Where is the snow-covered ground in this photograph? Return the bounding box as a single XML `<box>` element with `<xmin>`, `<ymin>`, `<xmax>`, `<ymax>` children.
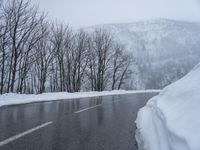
<box><xmin>135</xmin><ymin>63</ymin><xmax>200</xmax><ymax>150</ymax></box>
<box><xmin>0</xmin><ymin>90</ymin><xmax>160</xmax><ymax>108</ymax></box>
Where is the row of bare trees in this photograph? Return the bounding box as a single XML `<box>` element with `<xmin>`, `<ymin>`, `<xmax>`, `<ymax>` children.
<box><xmin>0</xmin><ymin>0</ymin><xmax>133</xmax><ymax>94</ymax></box>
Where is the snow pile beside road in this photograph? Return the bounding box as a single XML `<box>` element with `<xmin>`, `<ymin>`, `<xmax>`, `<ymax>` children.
<box><xmin>135</xmin><ymin>63</ymin><xmax>200</xmax><ymax>150</ymax></box>
<box><xmin>0</xmin><ymin>90</ymin><xmax>160</xmax><ymax>107</ymax></box>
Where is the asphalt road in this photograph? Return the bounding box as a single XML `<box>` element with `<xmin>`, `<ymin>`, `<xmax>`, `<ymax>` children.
<box><xmin>0</xmin><ymin>92</ymin><xmax>158</xmax><ymax>150</ymax></box>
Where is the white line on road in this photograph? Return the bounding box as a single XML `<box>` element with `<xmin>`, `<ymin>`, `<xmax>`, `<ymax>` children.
<box><xmin>74</xmin><ymin>104</ymin><xmax>103</xmax><ymax>113</ymax></box>
<box><xmin>0</xmin><ymin>121</ymin><xmax>53</xmax><ymax>147</ymax></box>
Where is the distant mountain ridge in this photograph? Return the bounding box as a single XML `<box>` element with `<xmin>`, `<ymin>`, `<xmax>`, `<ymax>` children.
<box><xmin>86</xmin><ymin>19</ymin><xmax>200</xmax><ymax>89</ymax></box>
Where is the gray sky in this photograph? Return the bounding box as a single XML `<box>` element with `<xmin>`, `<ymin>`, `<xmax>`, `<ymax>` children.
<box><xmin>33</xmin><ymin>0</ymin><xmax>200</xmax><ymax>28</ymax></box>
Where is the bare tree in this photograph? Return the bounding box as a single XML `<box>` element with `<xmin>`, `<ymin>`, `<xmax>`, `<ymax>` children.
<box><xmin>0</xmin><ymin>11</ymin><xmax>9</xmax><ymax>94</ymax></box>
<box><xmin>69</xmin><ymin>30</ymin><xmax>89</xmax><ymax>92</ymax></box>
<box><xmin>111</xmin><ymin>44</ymin><xmax>133</xmax><ymax>90</ymax></box>
<box><xmin>0</xmin><ymin>0</ymin><xmax>134</xmax><ymax>94</ymax></box>
<box><xmin>117</xmin><ymin>54</ymin><xmax>133</xmax><ymax>89</ymax></box>
<box><xmin>51</xmin><ymin>23</ymin><xmax>73</xmax><ymax>92</ymax></box>
<box><xmin>87</xmin><ymin>29</ymin><xmax>114</xmax><ymax>91</ymax></box>
<box><xmin>32</xmin><ymin>22</ymin><xmax>54</xmax><ymax>93</ymax></box>
<box><xmin>1</xmin><ymin>0</ymin><xmax>44</xmax><ymax>93</ymax></box>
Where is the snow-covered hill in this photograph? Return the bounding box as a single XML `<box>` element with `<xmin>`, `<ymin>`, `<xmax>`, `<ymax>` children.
<box><xmin>135</xmin><ymin>63</ymin><xmax>200</xmax><ymax>150</ymax></box>
<box><xmin>86</xmin><ymin>19</ymin><xmax>200</xmax><ymax>89</ymax></box>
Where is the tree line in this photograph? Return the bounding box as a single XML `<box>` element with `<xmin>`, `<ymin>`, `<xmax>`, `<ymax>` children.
<box><xmin>0</xmin><ymin>0</ymin><xmax>133</xmax><ymax>94</ymax></box>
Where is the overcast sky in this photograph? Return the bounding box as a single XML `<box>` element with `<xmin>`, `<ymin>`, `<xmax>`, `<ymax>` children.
<box><xmin>33</xmin><ymin>0</ymin><xmax>200</xmax><ymax>28</ymax></box>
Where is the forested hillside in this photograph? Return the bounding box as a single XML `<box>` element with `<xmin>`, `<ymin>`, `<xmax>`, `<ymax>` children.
<box><xmin>88</xmin><ymin>19</ymin><xmax>200</xmax><ymax>89</ymax></box>
<box><xmin>1</xmin><ymin>0</ymin><xmax>200</xmax><ymax>94</ymax></box>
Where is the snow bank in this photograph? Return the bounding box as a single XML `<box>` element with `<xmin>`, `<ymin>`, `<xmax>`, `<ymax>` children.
<box><xmin>135</xmin><ymin>63</ymin><xmax>200</xmax><ymax>150</ymax></box>
<box><xmin>0</xmin><ymin>90</ymin><xmax>160</xmax><ymax>107</ymax></box>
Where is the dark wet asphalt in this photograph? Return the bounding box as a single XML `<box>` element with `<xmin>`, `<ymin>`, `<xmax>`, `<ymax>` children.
<box><xmin>0</xmin><ymin>93</ymin><xmax>158</xmax><ymax>150</ymax></box>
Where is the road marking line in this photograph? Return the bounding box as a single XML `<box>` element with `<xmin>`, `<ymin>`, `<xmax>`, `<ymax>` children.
<box><xmin>0</xmin><ymin>121</ymin><xmax>53</xmax><ymax>147</ymax></box>
<box><xmin>74</xmin><ymin>104</ymin><xmax>103</xmax><ymax>113</ymax></box>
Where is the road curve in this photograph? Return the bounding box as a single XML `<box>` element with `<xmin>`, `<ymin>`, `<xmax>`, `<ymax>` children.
<box><xmin>0</xmin><ymin>92</ymin><xmax>158</xmax><ymax>150</ymax></box>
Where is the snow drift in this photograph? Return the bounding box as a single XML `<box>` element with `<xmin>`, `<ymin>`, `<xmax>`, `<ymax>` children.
<box><xmin>0</xmin><ymin>90</ymin><xmax>160</xmax><ymax>108</ymax></box>
<box><xmin>135</xmin><ymin>63</ymin><xmax>200</xmax><ymax>150</ymax></box>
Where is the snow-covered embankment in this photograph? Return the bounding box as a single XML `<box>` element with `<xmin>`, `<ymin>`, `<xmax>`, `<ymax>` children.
<box><xmin>135</xmin><ymin>63</ymin><xmax>200</xmax><ymax>150</ymax></box>
<box><xmin>0</xmin><ymin>90</ymin><xmax>160</xmax><ymax>108</ymax></box>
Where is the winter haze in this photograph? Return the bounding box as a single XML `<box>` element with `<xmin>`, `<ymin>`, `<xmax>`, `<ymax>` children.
<box><xmin>32</xmin><ymin>0</ymin><xmax>200</xmax><ymax>28</ymax></box>
<box><xmin>1</xmin><ymin>0</ymin><xmax>200</xmax><ymax>150</ymax></box>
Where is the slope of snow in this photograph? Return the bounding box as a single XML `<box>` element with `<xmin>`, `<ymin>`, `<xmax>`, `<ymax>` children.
<box><xmin>86</xmin><ymin>19</ymin><xmax>200</xmax><ymax>89</ymax></box>
<box><xmin>0</xmin><ymin>90</ymin><xmax>160</xmax><ymax>107</ymax></box>
<box><xmin>135</xmin><ymin>63</ymin><xmax>200</xmax><ymax>150</ymax></box>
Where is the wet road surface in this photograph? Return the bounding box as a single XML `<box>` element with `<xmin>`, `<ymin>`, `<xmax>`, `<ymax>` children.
<box><xmin>0</xmin><ymin>92</ymin><xmax>158</xmax><ymax>150</ymax></box>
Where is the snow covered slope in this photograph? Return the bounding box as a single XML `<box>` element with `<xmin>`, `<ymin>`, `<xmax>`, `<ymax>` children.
<box><xmin>87</xmin><ymin>19</ymin><xmax>200</xmax><ymax>89</ymax></box>
<box><xmin>135</xmin><ymin>63</ymin><xmax>200</xmax><ymax>150</ymax></box>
